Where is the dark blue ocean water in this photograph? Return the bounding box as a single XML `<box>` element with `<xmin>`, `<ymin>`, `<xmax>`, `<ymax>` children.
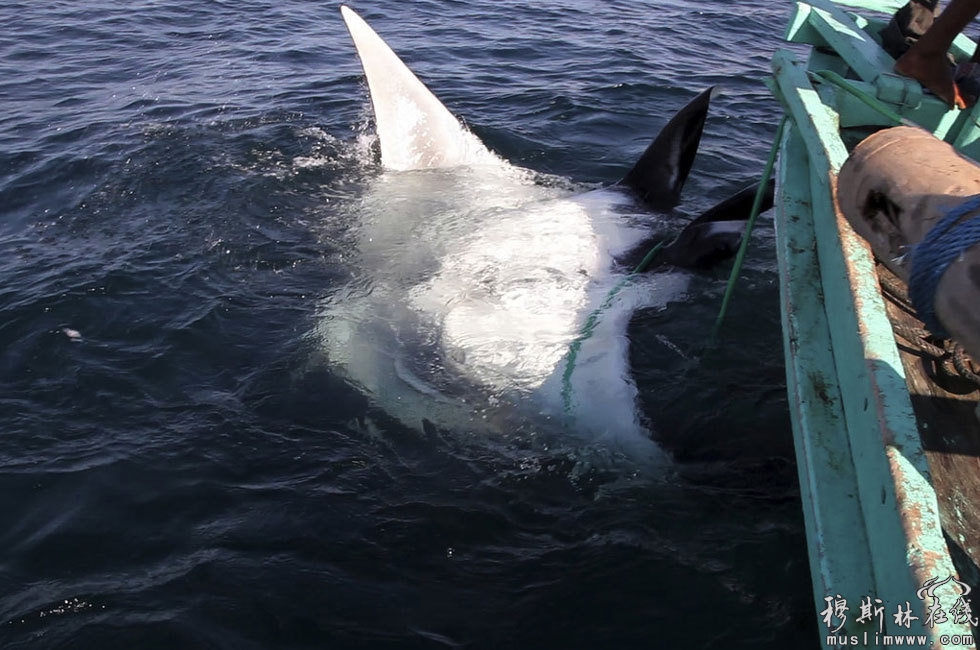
<box><xmin>0</xmin><ymin>1</ymin><xmax>815</xmax><ymax>648</ymax></box>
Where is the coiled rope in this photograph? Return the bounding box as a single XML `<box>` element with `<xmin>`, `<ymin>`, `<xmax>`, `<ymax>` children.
<box><xmin>879</xmin><ymin>267</ymin><xmax>980</xmax><ymax>390</ymax></box>
<box><xmin>809</xmin><ymin>69</ymin><xmax>980</xmax><ymax>388</ymax></box>
<box><xmin>909</xmin><ymin>194</ymin><xmax>980</xmax><ymax>336</ymax></box>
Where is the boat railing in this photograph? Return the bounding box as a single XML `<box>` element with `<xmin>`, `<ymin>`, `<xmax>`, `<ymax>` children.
<box><xmin>770</xmin><ymin>2</ymin><xmax>979</xmax><ymax>645</ymax></box>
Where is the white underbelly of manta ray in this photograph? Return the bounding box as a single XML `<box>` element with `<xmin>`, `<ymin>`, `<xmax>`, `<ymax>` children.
<box><xmin>327</xmin><ymin>7</ymin><xmax>751</xmax><ymax>445</ymax></box>
<box><xmin>410</xmin><ymin>188</ymin><xmax>659</xmax><ymax>392</ymax></box>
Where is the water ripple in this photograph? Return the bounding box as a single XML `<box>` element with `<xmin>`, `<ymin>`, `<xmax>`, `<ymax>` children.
<box><xmin>0</xmin><ymin>1</ymin><xmax>810</xmax><ymax>648</ymax></box>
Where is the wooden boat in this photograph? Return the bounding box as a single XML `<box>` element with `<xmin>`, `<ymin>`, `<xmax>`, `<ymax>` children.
<box><xmin>768</xmin><ymin>0</ymin><xmax>980</xmax><ymax>646</ymax></box>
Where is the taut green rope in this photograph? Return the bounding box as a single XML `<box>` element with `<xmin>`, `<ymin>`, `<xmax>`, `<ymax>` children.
<box><xmin>710</xmin><ymin>115</ymin><xmax>787</xmax><ymax>341</ymax></box>
<box><xmin>809</xmin><ymin>70</ymin><xmax>911</xmax><ymax>127</ymax></box>
<box><xmin>560</xmin><ymin>239</ymin><xmax>667</xmax><ymax>413</ymax></box>
<box><xmin>561</xmin><ymin>113</ymin><xmax>788</xmax><ymax>412</ymax></box>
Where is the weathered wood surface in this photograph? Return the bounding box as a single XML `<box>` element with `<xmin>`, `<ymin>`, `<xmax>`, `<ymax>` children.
<box><xmin>778</xmin><ymin>125</ymin><xmax>878</xmax><ymax>620</ymax></box>
<box><xmin>878</xmin><ymin>263</ymin><xmax>980</xmax><ymax>587</ymax></box>
<box><xmin>776</xmin><ymin>3</ymin><xmax>980</xmax><ymax>646</ymax></box>
<box><xmin>773</xmin><ymin>46</ymin><xmax>973</xmax><ymax>646</ymax></box>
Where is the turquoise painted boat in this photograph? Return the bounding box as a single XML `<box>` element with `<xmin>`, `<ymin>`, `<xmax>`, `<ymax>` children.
<box><xmin>769</xmin><ymin>0</ymin><xmax>980</xmax><ymax>647</ymax></box>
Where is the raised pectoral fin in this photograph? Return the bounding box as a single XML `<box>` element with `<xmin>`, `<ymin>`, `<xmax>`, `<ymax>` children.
<box><xmin>340</xmin><ymin>5</ymin><xmax>496</xmax><ymax>170</ymax></box>
<box><xmin>620</xmin><ymin>87</ymin><xmax>714</xmax><ymax>211</ymax></box>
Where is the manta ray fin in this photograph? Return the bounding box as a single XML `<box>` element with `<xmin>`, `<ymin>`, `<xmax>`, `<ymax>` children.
<box><xmin>658</xmin><ymin>178</ymin><xmax>776</xmax><ymax>269</ymax></box>
<box><xmin>620</xmin><ymin>178</ymin><xmax>775</xmax><ymax>271</ymax></box>
<box><xmin>620</xmin><ymin>87</ymin><xmax>714</xmax><ymax>211</ymax></box>
<box><xmin>340</xmin><ymin>5</ymin><xmax>496</xmax><ymax>171</ymax></box>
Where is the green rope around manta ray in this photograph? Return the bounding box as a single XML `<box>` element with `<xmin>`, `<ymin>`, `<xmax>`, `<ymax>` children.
<box><xmin>562</xmin><ymin>71</ymin><xmax>940</xmax><ymax>412</ymax></box>
<box><xmin>560</xmin><ymin>115</ymin><xmax>786</xmax><ymax>415</ymax></box>
<box><xmin>560</xmin><ymin>239</ymin><xmax>668</xmax><ymax>413</ymax></box>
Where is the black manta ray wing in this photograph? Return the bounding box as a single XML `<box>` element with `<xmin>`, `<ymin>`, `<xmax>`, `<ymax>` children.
<box><xmin>659</xmin><ymin>178</ymin><xmax>776</xmax><ymax>269</ymax></box>
<box><xmin>619</xmin><ymin>87</ymin><xmax>714</xmax><ymax>211</ymax></box>
<box><xmin>617</xmin><ymin>178</ymin><xmax>776</xmax><ymax>272</ymax></box>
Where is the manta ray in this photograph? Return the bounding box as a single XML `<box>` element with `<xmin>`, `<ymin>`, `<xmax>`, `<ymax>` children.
<box><xmin>318</xmin><ymin>6</ymin><xmax>772</xmax><ymax>458</ymax></box>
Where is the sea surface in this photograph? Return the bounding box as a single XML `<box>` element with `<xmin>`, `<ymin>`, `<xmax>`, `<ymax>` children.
<box><xmin>1</xmin><ymin>1</ymin><xmax>816</xmax><ymax>648</ymax></box>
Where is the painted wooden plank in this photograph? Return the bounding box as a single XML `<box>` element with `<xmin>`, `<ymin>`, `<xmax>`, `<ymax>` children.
<box><xmin>825</xmin><ymin>3</ymin><xmax>977</xmax><ymax>135</ymax></box>
<box><xmin>952</xmin><ymin>109</ymin><xmax>980</xmax><ymax>160</ymax></box>
<box><xmin>786</xmin><ymin>3</ymin><xmax>825</xmax><ymax>49</ymax></box>
<box><xmin>776</xmin><ymin>125</ymin><xmax>878</xmax><ymax>644</ymax></box>
<box><xmin>805</xmin><ymin>0</ymin><xmax>898</xmax><ymax>83</ymax></box>
<box><xmin>772</xmin><ymin>50</ymin><xmax>849</xmax><ymax>175</ymax></box>
<box><xmin>791</xmin><ymin>1</ymin><xmax>953</xmax><ymax>115</ymax></box>
<box><xmin>876</xmin><ymin>266</ymin><xmax>980</xmax><ymax>577</ymax></box>
<box><xmin>834</xmin><ymin>0</ymin><xmax>904</xmax><ymax>12</ymax></box>
<box><xmin>772</xmin><ymin>48</ymin><xmax>972</xmax><ymax>646</ymax></box>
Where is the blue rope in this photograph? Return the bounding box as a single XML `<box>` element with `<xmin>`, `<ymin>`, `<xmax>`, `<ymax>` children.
<box><xmin>909</xmin><ymin>194</ymin><xmax>980</xmax><ymax>336</ymax></box>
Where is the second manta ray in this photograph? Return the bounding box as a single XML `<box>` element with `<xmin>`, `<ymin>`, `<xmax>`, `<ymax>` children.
<box><xmin>321</xmin><ymin>6</ymin><xmax>773</xmax><ymax>457</ymax></box>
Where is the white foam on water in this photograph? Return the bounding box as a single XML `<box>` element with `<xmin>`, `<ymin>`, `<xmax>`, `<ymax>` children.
<box><xmin>315</xmin><ymin>164</ymin><xmax>685</xmax><ymax>464</ymax></box>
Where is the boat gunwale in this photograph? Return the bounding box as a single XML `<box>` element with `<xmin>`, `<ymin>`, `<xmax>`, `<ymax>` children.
<box><xmin>770</xmin><ymin>2</ymin><xmax>979</xmax><ymax>645</ymax></box>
